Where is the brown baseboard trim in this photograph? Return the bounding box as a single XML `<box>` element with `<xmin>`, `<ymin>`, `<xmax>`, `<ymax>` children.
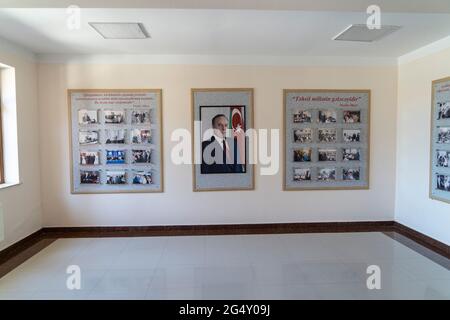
<box><xmin>0</xmin><ymin>230</ymin><xmax>57</xmax><ymax>278</ymax></box>
<box><xmin>0</xmin><ymin>238</ymin><xmax>56</xmax><ymax>279</ymax></box>
<box><xmin>1</xmin><ymin>220</ymin><xmax>448</xmax><ymax>280</ymax></box>
<box><xmin>0</xmin><ymin>230</ymin><xmax>45</xmax><ymax>264</ymax></box>
<box><xmin>40</xmin><ymin>221</ymin><xmax>396</xmax><ymax>238</ymax></box>
<box><xmin>393</xmin><ymin>222</ymin><xmax>449</xmax><ymax>259</ymax></box>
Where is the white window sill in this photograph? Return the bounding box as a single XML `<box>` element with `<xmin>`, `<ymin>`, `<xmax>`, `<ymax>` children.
<box><xmin>0</xmin><ymin>182</ymin><xmax>22</xmax><ymax>190</ymax></box>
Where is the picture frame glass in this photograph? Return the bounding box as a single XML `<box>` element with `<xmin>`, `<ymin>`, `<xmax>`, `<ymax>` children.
<box><xmin>284</xmin><ymin>90</ymin><xmax>370</xmax><ymax>190</ymax></box>
<box><xmin>430</xmin><ymin>78</ymin><xmax>450</xmax><ymax>202</ymax></box>
<box><xmin>69</xmin><ymin>89</ymin><xmax>163</xmax><ymax>193</ymax></box>
<box><xmin>192</xmin><ymin>89</ymin><xmax>254</xmax><ymax>191</ymax></box>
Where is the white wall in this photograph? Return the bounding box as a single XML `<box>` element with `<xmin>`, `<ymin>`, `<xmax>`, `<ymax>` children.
<box><xmin>1</xmin><ymin>35</ymin><xmax>449</xmax><ymax>250</ymax></box>
<box><xmin>0</xmin><ymin>38</ymin><xmax>42</xmax><ymax>251</ymax></box>
<box><xmin>396</xmin><ymin>47</ymin><xmax>450</xmax><ymax>245</ymax></box>
<box><xmin>38</xmin><ymin>63</ymin><xmax>397</xmax><ymax>227</ymax></box>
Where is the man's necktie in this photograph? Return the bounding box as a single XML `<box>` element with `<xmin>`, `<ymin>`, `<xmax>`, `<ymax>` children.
<box><xmin>223</xmin><ymin>139</ymin><xmax>231</xmax><ymax>163</ymax></box>
<box><xmin>222</xmin><ymin>139</ymin><xmax>227</xmax><ymax>164</ymax></box>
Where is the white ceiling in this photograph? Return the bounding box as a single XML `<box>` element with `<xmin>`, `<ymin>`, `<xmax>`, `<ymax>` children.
<box><xmin>1</xmin><ymin>0</ymin><xmax>449</xmax><ymax>13</ymax></box>
<box><xmin>0</xmin><ymin>8</ymin><xmax>449</xmax><ymax>58</ymax></box>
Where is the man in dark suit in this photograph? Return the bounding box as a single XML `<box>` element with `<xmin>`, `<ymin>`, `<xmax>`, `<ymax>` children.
<box><xmin>201</xmin><ymin>114</ymin><xmax>245</xmax><ymax>174</ymax></box>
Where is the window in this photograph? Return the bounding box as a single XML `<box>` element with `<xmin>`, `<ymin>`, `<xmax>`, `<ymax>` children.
<box><xmin>0</xmin><ymin>63</ymin><xmax>19</xmax><ymax>187</ymax></box>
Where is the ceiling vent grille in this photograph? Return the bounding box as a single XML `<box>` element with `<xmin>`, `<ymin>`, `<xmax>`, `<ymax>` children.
<box><xmin>89</xmin><ymin>22</ymin><xmax>150</xmax><ymax>39</ymax></box>
<box><xmin>333</xmin><ymin>24</ymin><xmax>401</xmax><ymax>42</ymax></box>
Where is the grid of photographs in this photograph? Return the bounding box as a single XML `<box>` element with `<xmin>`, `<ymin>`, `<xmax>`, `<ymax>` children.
<box><xmin>70</xmin><ymin>90</ymin><xmax>162</xmax><ymax>193</ymax></box>
<box><xmin>285</xmin><ymin>90</ymin><xmax>370</xmax><ymax>190</ymax></box>
<box><xmin>78</xmin><ymin>109</ymin><xmax>153</xmax><ymax>186</ymax></box>
<box><xmin>430</xmin><ymin>77</ymin><xmax>450</xmax><ymax>203</ymax></box>
<box><xmin>76</xmin><ymin>108</ymin><xmax>154</xmax><ymax>187</ymax></box>
<box><xmin>290</xmin><ymin>110</ymin><xmax>364</xmax><ymax>184</ymax></box>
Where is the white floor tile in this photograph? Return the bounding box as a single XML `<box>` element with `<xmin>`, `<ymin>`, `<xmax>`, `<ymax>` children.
<box><xmin>399</xmin><ymin>258</ymin><xmax>450</xmax><ymax>280</ymax></box>
<box><xmin>253</xmin><ymin>261</ymin><xmax>369</xmax><ymax>286</ymax></box>
<box><xmin>111</xmin><ymin>249</ymin><xmax>162</xmax><ymax>269</ymax></box>
<box><xmin>0</xmin><ymin>233</ymin><xmax>448</xmax><ymax>300</ymax></box>
<box><xmin>0</xmin><ymin>290</ymin><xmax>36</xmax><ymax>300</ymax></box>
<box><xmin>205</xmin><ymin>236</ymin><xmax>252</xmax><ymax>266</ymax></box>
<box><xmin>93</xmin><ymin>269</ymin><xmax>154</xmax><ymax>293</ymax></box>
<box><xmin>88</xmin><ymin>290</ymin><xmax>147</xmax><ymax>300</ymax></box>
<box><xmin>159</xmin><ymin>236</ymin><xmax>206</xmax><ymax>266</ymax></box>
<box><xmin>149</xmin><ymin>266</ymin><xmax>210</xmax><ymax>288</ymax></box>
<box><xmin>31</xmin><ymin>290</ymin><xmax>90</xmax><ymax>300</ymax></box>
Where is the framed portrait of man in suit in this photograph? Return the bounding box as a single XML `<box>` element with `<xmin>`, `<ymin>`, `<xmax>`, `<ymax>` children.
<box><xmin>192</xmin><ymin>88</ymin><xmax>254</xmax><ymax>191</ymax></box>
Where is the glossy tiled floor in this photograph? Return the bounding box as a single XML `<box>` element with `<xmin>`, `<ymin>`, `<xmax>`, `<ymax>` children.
<box><xmin>0</xmin><ymin>232</ymin><xmax>449</xmax><ymax>299</ymax></box>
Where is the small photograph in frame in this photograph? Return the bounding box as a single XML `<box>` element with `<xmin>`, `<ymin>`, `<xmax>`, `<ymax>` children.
<box><xmin>437</xmin><ymin>127</ymin><xmax>450</xmax><ymax>144</ymax></box>
<box><xmin>318</xmin><ymin>149</ymin><xmax>337</xmax><ymax>162</ymax></box>
<box><xmin>104</xmin><ymin>110</ymin><xmax>125</xmax><ymax>124</ymax></box>
<box><xmin>293</xmin><ymin>128</ymin><xmax>312</xmax><ymax>143</ymax></box>
<box><xmin>436</xmin><ymin>174</ymin><xmax>450</xmax><ymax>192</ymax></box>
<box><xmin>132</xmin><ymin>149</ymin><xmax>152</xmax><ymax>164</ymax></box>
<box><xmin>293</xmin><ymin>168</ymin><xmax>311</xmax><ymax>181</ymax></box>
<box><xmin>318</xmin><ymin>128</ymin><xmax>337</xmax><ymax>143</ymax></box>
<box><xmin>318</xmin><ymin>168</ymin><xmax>336</xmax><ymax>181</ymax></box>
<box><xmin>437</xmin><ymin>101</ymin><xmax>450</xmax><ymax>120</ymax></box>
<box><xmin>105</xmin><ymin>129</ymin><xmax>126</xmax><ymax>144</ymax></box>
<box><xmin>106</xmin><ymin>170</ymin><xmax>127</xmax><ymax>185</ymax></box>
<box><xmin>436</xmin><ymin>150</ymin><xmax>450</xmax><ymax>168</ymax></box>
<box><xmin>106</xmin><ymin>150</ymin><xmax>126</xmax><ymax>164</ymax></box>
<box><xmin>79</xmin><ymin>151</ymin><xmax>100</xmax><ymax>165</ymax></box>
<box><xmin>131</xmin><ymin>129</ymin><xmax>152</xmax><ymax>144</ymax></box>
<box><xmin>79</xmin><ymin>130</ymin><xmax>99</xmax><ymax>145</ymax></box>
<box><xmin>293</xmin><ymin>110</ymin><xmax>312</xmax><ymax>123</ymax></box>
<box><xmin>343</xmin><ymin>129</ymin><xmax>361</xmax><ymax>142</ymax></box>
<box><xmin>343</xmin><ymin>110</ymin><xmax>361</xmax><ymax>123</ymax></box>
<box><xmin>131</xmin><ymin>110</ymin><xmax>151</xmax><ymax>124</ymax></box>
<box><xmin>78</xmin><ymin>109</ymin><xmax>98</xmax><ymax>125</ymax></box>
<box><xmin>318</xmin><ymin>110</ymin><xmax>337</xmax><ymax>123</ymax></box>
<box><xmin>80</xmin><ymin>170</ymin><xmax>100</xmax><ymax>184</ymax></box>
<box><xmin>294</xmin><ymin>148</ymin><xmax>312</xmax><ymax>162</ymax></box>
<box><xmin>132</xmin><ymin>170</ymin><xmax>153</xmax><ymax>185</ymax></box>
<box><xmin>343</xmin><ymin>168</ymin><xmax>360</xmax><ymax>181</ymax></box>
<box><xmin>343</xmin><ymin>148</ymin><xmax>360</xmax><ymax>161</ymax></box>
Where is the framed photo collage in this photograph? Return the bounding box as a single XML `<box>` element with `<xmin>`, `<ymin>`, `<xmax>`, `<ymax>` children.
<box><xmin>430</xmin><ymin>77</ymin><xmax>450</xmax><ymax>204</ymax></box>
<box><xmin>69</xmin><ymin>89</ymin><xmax>163</xmax><ymax>194</ymax></box>
<box><xmin>283</xmin><ymin>90</ymin><xmax>370</xmax><ymax>191</ymax></box>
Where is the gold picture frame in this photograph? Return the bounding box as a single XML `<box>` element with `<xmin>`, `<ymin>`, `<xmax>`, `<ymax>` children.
<box><xmin>68</xmin><ymin>89</ymin><xmax>164</xmax><ymax>194</ymax></box>
<box><xmin>191</xmin><ymin>88</ymin><xmax>255</xmax><ymax>192</ymax></box>
<box><xmin>283</xmin><ymin>89</ymin><xmax>371</xmax><ymax>191</ymax></box>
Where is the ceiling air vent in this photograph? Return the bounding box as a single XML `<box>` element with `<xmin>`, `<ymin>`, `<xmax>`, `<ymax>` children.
<box><xmin>89</xmin><ymin>22</ymin><xmax>150</xmax><ymax>39</ymax></box>
<box><xmin>333</xmin><ymin>24</ymin><xmax>401</xmax><ymax>42</ymax></box>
